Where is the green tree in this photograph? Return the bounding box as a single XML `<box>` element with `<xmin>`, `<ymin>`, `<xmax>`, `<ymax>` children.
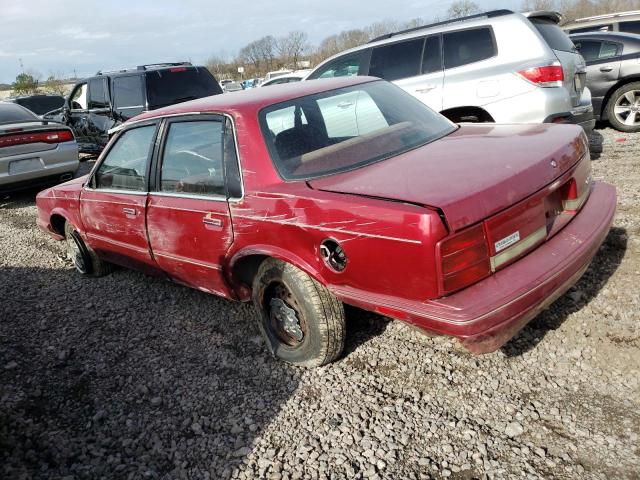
<box><xmin>12</xmin><ymin>73</ymin><xmax>39</xmax><ymax>95</ymax></box>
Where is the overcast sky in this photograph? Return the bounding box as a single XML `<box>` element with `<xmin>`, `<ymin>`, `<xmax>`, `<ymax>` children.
<box><xmin>0</xmin><ymin>0</ymin><xmax>518</xmax><ymax>84</ymax></box>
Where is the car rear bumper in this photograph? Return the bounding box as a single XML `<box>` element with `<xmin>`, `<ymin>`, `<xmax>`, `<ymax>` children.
<box><xmin>332</xmin><ymin>182</ymin><xmax>616</xmax><ymax>353</ymax></box>
<box><xmin>544</xmin><ymin>104</ymin><xmax>596</xmax><ymax>136</ymax></box>
<box><xmin>0</xmin><ymin>142</ymin><xmax>79</xmax><ymax>189</ymax></box>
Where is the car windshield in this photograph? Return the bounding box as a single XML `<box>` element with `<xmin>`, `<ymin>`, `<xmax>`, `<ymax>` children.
<box><xmin>259</xmin><ymin>80</ymin><xmax>456</xmax><ymax>180</ymax></box>
<box><xmin>0</xmin><ymin>103</ymin><xmax>39</xmax><ymax>125</ymax></box>
<box><xmin>146</xmin><ymin>67</ymin><xmax>223</xmax><ymax>109</ymax></box>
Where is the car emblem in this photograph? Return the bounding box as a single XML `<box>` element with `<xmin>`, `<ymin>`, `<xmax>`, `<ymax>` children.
<box><xmin>550</xmin><ymin>160</ymin><xmax>558</xmax><ymax>168</ymax></box>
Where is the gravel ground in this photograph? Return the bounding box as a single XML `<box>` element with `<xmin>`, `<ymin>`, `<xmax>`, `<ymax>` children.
<box><xmin>1</xmin><ymin>127</ymin><xmax>638</xmax><ymax>480</ymax></box>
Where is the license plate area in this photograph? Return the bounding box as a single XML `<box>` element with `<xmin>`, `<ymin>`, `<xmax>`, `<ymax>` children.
<box><xmin>9</xmin><ymin>158</ymin><xmax>43</xmax><ymax>175</ymax></box>
<box><xmin>574</xmin><ymin>73</ymin><xmax>585</xmax><ymax>92</ymax></box>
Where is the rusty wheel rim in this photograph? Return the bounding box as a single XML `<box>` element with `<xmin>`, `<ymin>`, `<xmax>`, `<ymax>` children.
<box><xmin>265</xmin><ymin>281</ymin><xmax>306</xmax><ymax>347</ymax></box>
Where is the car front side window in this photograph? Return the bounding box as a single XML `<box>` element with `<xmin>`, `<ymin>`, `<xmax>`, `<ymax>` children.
<box><xmin>309</xmin><ymin>52</ymin><xmax>366</xmax><ymax>79</ymax></box>
<box><xmin>94</xmin><ymin>125</ymin><xmax>156</xmax><ymax>191</ymax></box>
<box><xmin>159</xmin><ymin>120</ymin><xmax>225</xmax><ymax>197</ymax></box>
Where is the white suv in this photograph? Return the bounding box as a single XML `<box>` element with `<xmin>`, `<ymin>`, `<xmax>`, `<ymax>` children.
<box><xmin>306</xmin><ymin>10</ymin><xmax>595</xmax><ymax>133</ymax></box>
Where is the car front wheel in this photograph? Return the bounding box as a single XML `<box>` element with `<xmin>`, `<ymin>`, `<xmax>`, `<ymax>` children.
<box><xmin>252</xmin><ymin>258</ymin><xmax>345</xmax><ymax>367</ymax></box>
<box><xmin>606</xmin><ymin>82</ymin><xmax>640</xmax><ymax>132</ymax></box>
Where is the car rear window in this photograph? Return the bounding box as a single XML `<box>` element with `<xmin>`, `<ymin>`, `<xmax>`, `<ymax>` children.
<box><xmin>0</xmin><ymin>103</ymin><xmax>38</xmax><ymax>124</ymax></box>
<box><xmin>146</xmin><ymin>67</ymin><xmax>223</xmax><ymax>109</ymax></box>
<box><xmin>530</xmin><ymin>18</ymin><xmax>576</xmax><ymax>53</ymax></box>
<box><xmin>443</xmin><ymin>27</ymin><xmax>496</xmax><ymax>69</ymax></box>
<box><xmin>15</xmin><ymin>96</ymin><xmax>65</xmax><ymax>115</ymax></box>
<box><xmin>259</xmin><ymin>80</ymin><xmax>455</xmax><ymax>181</ymax></box>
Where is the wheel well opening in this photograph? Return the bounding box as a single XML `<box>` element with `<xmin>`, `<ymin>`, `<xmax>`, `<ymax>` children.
<box><xmin>231</xmin><ymin>254</ymin><xmax>269</xmax><ymax>294</ymax></box>
<box><xmin>50</xmin><ymin>214</ymin><xmax>66</xmax><ymax>237</ymax></box>
<box><xmin>602</xmin><ymin>77</ymin><xmax>640</xmax><ymax>120</ymax></box>
<box><xmin>440</xmin><ymin>106</ymin><xmax>494</xmax><ymax>123</ymax></box>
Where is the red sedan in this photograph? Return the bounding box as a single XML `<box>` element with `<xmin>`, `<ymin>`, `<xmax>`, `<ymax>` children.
<box><xmin>36</xmin><ymin>77</ymin><xmax>616</xmax><ymax>366</ymax></box>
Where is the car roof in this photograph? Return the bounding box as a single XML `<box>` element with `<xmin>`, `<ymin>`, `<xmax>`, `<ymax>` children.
<box><xmin>131</xmin><ymin>76</ymin><xmax>378</xmax><ymax>122</ymax></box>
<box><xmin>570</xmin><ymin>31</ymin><xmax>640</xmax><ymax>41</ymax></box>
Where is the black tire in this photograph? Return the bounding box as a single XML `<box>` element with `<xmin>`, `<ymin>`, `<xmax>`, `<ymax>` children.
<box><xmin>64</xmin><ymin>221</ymin><xmax>112</xmax><ymax>277</ymax></box>
<box><xmin>605</xmin><ymin>82</ymin><xmax>640</xmax><ymax>133</ymax></box>
<box><xmin>252</xmin><ymin>258</ymin><xmax>345</xmax><ymax>367</ymax></box>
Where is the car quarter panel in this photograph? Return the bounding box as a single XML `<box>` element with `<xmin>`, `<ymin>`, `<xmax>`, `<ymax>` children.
<box><xmin>227</xmin><ymin>183</ymin><xmax>449</xmax><ymax>302</ymax></box>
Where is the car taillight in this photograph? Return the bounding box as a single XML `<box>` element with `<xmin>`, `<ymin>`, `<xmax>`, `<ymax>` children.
<box><xmin>438</xmin><ymin>223</ymin><xmax>491</xmax><ymax>295</ymax></box>
<box><xmin>170</xmin><ymin>67</ymin><xmax>187</xmax><ymax>72</ymax></box>
<box><xmin>517</xmin><ymin>64</ymin><xmax>564</xmax><ymax>87</ymax></box>
<box><xmin>0</xmin><ymin>129</ymin><xmax>74</xmax><ymax>148</ymax></box>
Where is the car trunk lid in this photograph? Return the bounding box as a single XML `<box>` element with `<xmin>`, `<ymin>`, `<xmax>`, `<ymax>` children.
<box><xmin>307</xmin><ymin>124</ymin><xmax>588</xmax><ymax>233</ymax></box>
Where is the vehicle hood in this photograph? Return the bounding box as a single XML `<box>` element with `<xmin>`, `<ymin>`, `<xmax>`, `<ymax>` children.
<box><xmin>308</xmin><ymin>124</ymin><xmax>586</xmax><ymax>231</ymax></box>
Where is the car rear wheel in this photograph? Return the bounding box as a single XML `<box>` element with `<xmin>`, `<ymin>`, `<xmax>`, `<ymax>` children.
<box><xmin>606</xmin><ymin>82</ymin><xmax>640</xmax><ymax>132</ymax></box>
<box><xmin>252</xmin><ymin>258</ymin><xmax>345</xmax><ymax>367</ymax></box>
<box><xmin>64</xmin><ymin>222</ymin><xmax>111</xmax><ymax>276</ymax></box>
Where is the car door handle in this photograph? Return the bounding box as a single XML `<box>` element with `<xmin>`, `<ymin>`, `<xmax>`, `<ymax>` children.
<box><xmin>203</xmin><ymin>216</ymin><xmax>223</xmax><ymax>227</ymax></box>
<box><xmin>122</xmin><ymin>207</ymin><xmax>137</xmax><ymax>216</ymax></box>
<box><xmin>599</xmin><ymin>65</ymin><xmax>613</xmax><ymax>72</ymax></box>
<box><xmin>415</xmin><ymin>85</ymin><xmax>437</xmax><ymax>93</ymax></box>
<box><xmin>336</xmin><ymin>101</ymin><xmax>354</xmax><ymax>109</ymax></box>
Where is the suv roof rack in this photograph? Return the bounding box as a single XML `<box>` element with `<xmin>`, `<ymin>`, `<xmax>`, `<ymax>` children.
<box><xmin>572</xmin><ymin>10</ymin><xmax>640</xmax><ymax>23</ymax></box>
<box><xmin>136</xmin><ymin>62</ymin><xmax>192</xmax><ymax>71</ymax></box>
<box><xmin>368</xmin><ymin>9</ymin><xmax>514</xmax><ymax>43</ymax></box>
<box><xmin>96</xmin><ymin>62</ymin><xmax>193</xmax><ymax>76</ymax></box>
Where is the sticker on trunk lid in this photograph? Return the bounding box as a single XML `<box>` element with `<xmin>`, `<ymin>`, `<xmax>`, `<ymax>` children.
<box><xmin>495</xmin><ymin>231</ymin><xmax>520</xmax><ymax>253</ymax></box>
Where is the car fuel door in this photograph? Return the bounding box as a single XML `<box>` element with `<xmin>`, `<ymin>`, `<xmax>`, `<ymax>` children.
<box><xmin>146</xmin><ymin>115</ymin><xmax>236</xmax><ymax>298</ymax></box>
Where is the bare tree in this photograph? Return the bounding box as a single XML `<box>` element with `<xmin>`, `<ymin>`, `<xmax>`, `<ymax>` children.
<box><xmin>276</xmin><ymin>31</ymin><xmax>310</xmax><ymax>68</ymax></box>
<box><xmin>447</xmin><ymin>0</ymin><xmax>481</xmax><ymax>19</ymax></box>
<box><xmin>43</xmin><ymin>72</ymin><xmax>67</xmax><ymax>95</ymax></box>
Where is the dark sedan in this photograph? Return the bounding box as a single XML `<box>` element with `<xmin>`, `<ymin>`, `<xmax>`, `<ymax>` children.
<box><xmin>571</xmin><ymin>32</ymin><xmax>640</xmax><ymax>132</ymax></box>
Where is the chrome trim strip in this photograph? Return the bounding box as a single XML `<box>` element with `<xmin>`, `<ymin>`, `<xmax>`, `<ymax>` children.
<box><xmin>81</xmin><ymin>198</ymin><xmax>142</xmax><ymax>206</ymax></box>
<box><xmin>86</xmin><ymin>232</ymin><xmax>149</xmax><ymax>255</ymax></box>
<box><xmin>153</xmin><ymin>251</ymin><xmax>221</xmax><ymax>270</ymax></box>
<box><xmin>83</xmin><ymin>187</ymin><xmax>147</xmax><ymax>196</ymax></box>
<box><xmin>150</xmin><ymin>191</ymin><xmax>227</xmax><ymax>202</ymax></box>
<box><xmin>148</xmin><ymin>203</ymin><xmax>227</xmax><ymax>215</ymax></box>
<box><xmin>490</xmin><ymin>226</ymin><xmax>547</xmax><ymax>272</ymax></box>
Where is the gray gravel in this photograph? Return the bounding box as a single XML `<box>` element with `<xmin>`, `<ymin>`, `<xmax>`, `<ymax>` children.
<box><xmin>1</xmin><ymin>128</ymin><xmax>639</xmax><ymax>479</ymax></box>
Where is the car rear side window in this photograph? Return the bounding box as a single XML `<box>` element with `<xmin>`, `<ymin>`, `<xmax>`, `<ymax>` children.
<box><xmin>146</xmin><ymin>68</ymin><xmax>223</xmax><ymax>109</ymax></box>
<box><xmin>443</xmin><ymin>27</ymin><xmax>496</xmax><ymax>69</ymax></box>
<box><xmin>369</xmin><ymin>38</ymin><xmax>424</xmax><ymax>81</ymax></box>
<box><xmin>89</xmin><ymin>78</ymin><xmax>109</xmax><ymax>109</ymax></box>
<box><xmin>113</xmin><ymin>76</ymin><xmax>145</xmax><ymax>115</ymax></box>
<box><xmin>530</xmin><ymin>18</ymin><xmax>576</xmax><ymax>53</ymax></box>
<box><xmin>422</xmin><ymin>35</ymin><xmax>442</xmax><ymax>74</ymax></box>
<box><xmin>620</xmin><ymin>20</ymin><xmax>640</xmax><ymax>34</ymax></box>
<box><xmin>574</xmin><ymin>40</ymin><xmax>620</xmax><ymax>61</ymax></box>
<box><xmin>308</xmin><ymin>51</ymin><xmax>366</xmax><ymax>79</ymax></box>
<box><xmin>94</xmin><ymin>125</ymin><xmax>156</xmax><ymax>191</ymax></box>
<box><xmin>159</xmin><ymin>120</ymin><xmax>225</xmax><ymax>196</ymax></box>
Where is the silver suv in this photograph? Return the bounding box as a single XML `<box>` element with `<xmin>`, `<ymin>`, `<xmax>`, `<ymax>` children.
<box><xmin>306</xmin><ymin>10</ymin><xmax>595</xmax><ymax>133</ymax></box>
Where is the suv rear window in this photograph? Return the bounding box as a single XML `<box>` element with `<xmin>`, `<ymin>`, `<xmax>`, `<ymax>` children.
<box><xmin>620</xmin><ymin>20</ymin><xmax>640</xmax><ymax>34</ymax></box>
<box><xmin>369</xmin><ymin>38</ymin><xmax>424</xmax><ymax>81</ymax></box>
<box><xmin>443</xmin><ymin>28</ymin><xmax>496</xmax><ymax>69</ymax></box>
<box><xmin>15</xmin><ymin>96</ymin><xmax>65</xmax><ymax>115</ymax></box>
<box><xmin>146</xmin><ymin>68</ymin><xmax>223</xmax><ymax>109</ymax></box>
<box><xmin>259</xmin><ymin>81</ymin><xmax>455</xmax><ymax>180</ymax></box>
<box><xmin>530</xmin><ymin>18</ymin><xmax>576</xmax><ymax>53</ymax></box>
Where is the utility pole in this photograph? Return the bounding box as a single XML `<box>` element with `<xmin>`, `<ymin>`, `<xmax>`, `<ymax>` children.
<box><xmin>19</xmin><ymin>58</ymin><xmax>24</xmax><ymax>73</ymax></box>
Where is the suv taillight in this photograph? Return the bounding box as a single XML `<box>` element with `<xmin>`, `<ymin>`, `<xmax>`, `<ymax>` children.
<box><xmin>0</xmin><ymin>129</ymin><xmax>74</xmax><ymax>148</ymax></box>
<box><xmin>437</xmin><ymin>223</ymin><xmax>491</xmax><ymax>295</ymax></box>
<box><xmin>517</xmin><ymin>64</ymin><xmax>564</xmax><ymax>87</ymax></box>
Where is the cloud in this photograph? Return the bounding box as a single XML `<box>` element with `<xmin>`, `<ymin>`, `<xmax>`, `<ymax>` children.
<box><xmin>57</xmin><ymin>27</ymin><xmax>111</xmax><ymax>40</ymax></box>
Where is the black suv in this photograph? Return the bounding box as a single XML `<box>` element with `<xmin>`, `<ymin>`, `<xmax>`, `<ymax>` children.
<box><xmin>46</xmin><ymin>62</ymin><xmax>223</xmax><ymax>153</ymax></box>
<box><xmin>570</xmin><ymin>32</ymin><xmax>640</xmax><ymax>132</ymax></box>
